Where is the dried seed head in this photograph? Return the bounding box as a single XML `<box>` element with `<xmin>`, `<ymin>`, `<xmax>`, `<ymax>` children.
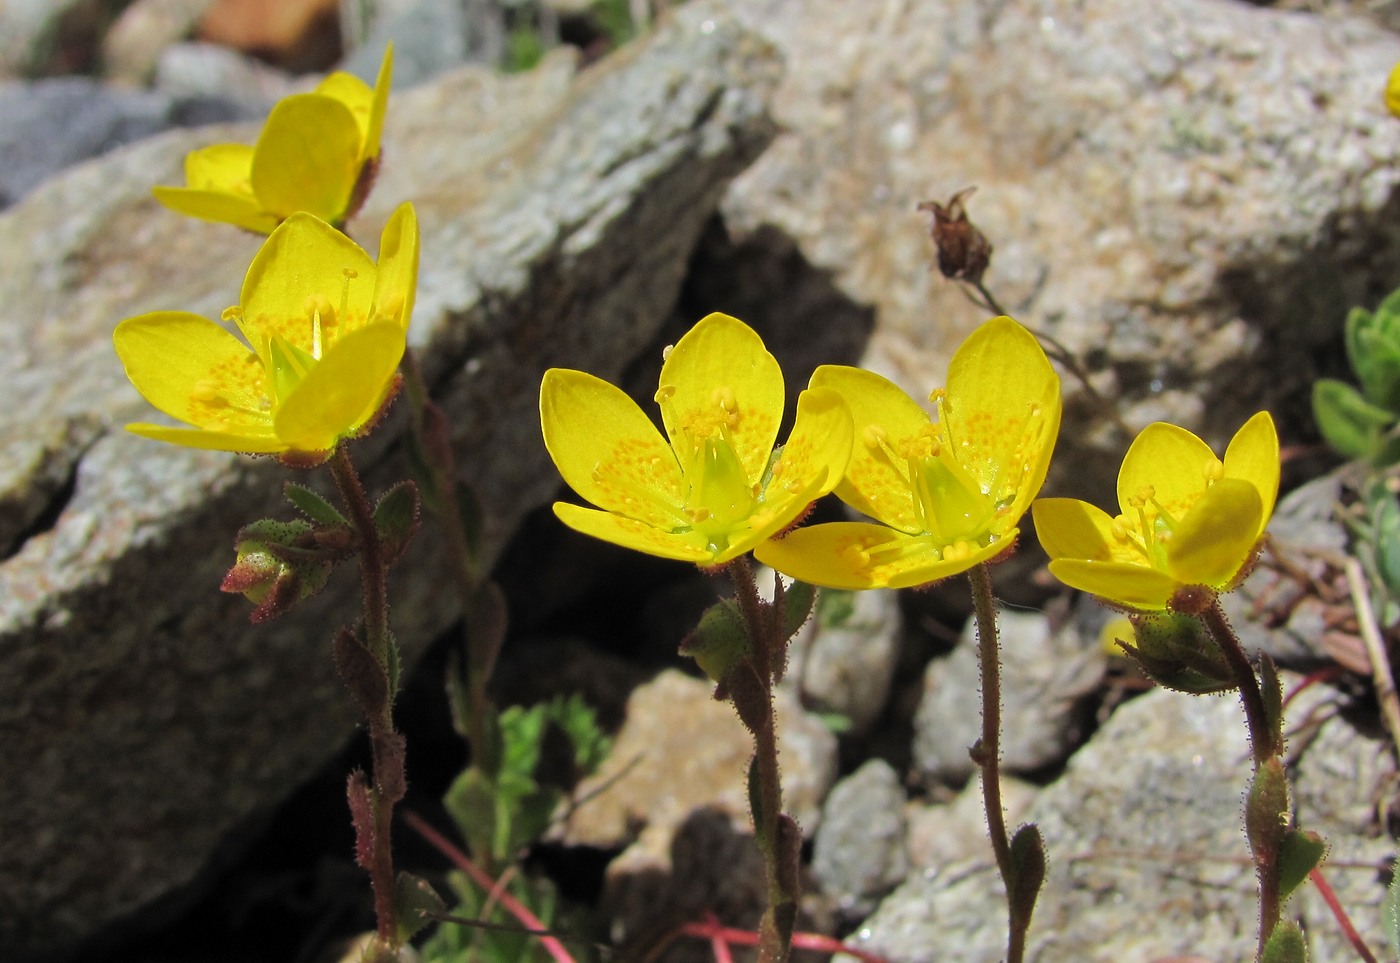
<box><xmin>918</xmin><ymin>187</ymin><xmax>993</xmax><ymax>285</ymax></box>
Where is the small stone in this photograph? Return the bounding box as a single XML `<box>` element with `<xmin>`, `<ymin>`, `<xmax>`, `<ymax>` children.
<box><xmin>912</xmin><ymin>607</ymin><xmax>1105</xmax><ymax>784</ymax></box>
<box><xmin>811</xmin><ymin>759</ymin><xmax>909</xmax><ymax>922</ymax></box>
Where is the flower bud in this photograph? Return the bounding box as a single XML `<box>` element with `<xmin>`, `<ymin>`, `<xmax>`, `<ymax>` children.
<box><xmin>222</xmin><ymin>521</ymin><xmax>333</xmax><ymax>623</ymax></box>
<box><xmin>1114</xmin><ymin>610</ymin><xmax>1235</xmax><ymax>695</ymax></box>
<box><xmin>918</xmin><ymin>187</ymin><xmax>993</xmax><ymax>285</ymax></box>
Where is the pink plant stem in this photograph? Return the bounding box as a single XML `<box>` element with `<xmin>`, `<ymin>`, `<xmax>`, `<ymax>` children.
<box><xmin>404</xmin><ymin>812</ymin><xmax>576</xmax><ymax>963</ymax></box>
<box><xmin>702</xmin><ymin>912</ymin><xmax>736</xmax><ymax>963</ymax></box>
<box><xmin>676</xmin><ymin>919</ymin><xmax>891</xmax><ymax>963</ymax></box>
<box><xmin>1309</xmin><ymin>866</ymin><xmax>1379</xmax><ymax>963</ymax></box>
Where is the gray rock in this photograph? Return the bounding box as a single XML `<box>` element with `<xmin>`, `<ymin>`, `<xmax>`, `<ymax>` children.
<box><xmin>101</xmin><ymin>0</ymin><xmax>217</xmax><ymax>86</ymax></box>
<box><xmin>0</xmin><ymin>78</ymin><xmax>253</xmax><ymax>209</ymax></box>
<box><xmin>913</xmin><ymin>607</ymin><xmax>1105</xmax><ymax>784</ymax></box>
<box><xmin>712</xmin><ymin>0</ymin><xmax>1400</xmax><ymax>504</ymax></box>
<box><xmin>904</xmin><ymin>775</ymin><xmax>1039</xmax><ymax>874</ymax></box>
<box><xmin>840</xmin><ymin>681</ymin><xmax>1393</xmax><ymax>962</ymax></box>
<box><xmin>152</xmin><ymin>41</ymin><xmax>295</xmax><ymax>107</ymax></box>
<box><xmin>339</xmin><ymin>0</ymin><xmax>472</xmax><ymax>90</ymax></box>
<box><xmin>812</xmin><ymin>759</ymin><xmax>909</xmax><ymax>923</ymax></box>
<box><xmin>0</xmin><ymin>7</ymin><xmax>781</xmax><ymax>958</ymax></box>
<box><xmin>785</xmin><ymin>587</ymin><xmax>902</xmax><ymax>737</ymax></box>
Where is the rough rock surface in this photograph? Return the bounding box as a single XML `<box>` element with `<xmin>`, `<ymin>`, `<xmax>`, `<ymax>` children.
<box><xmin>913</xmin><ymin>607</ymin><xmax>1106</xmax><ymax>784</ymax></box>
<box><xmin>713</xmin><ymin>0</ymin><xmax>1400</xmax><ymax>505</ymax></box>
<box><xmin>840</xmin><ymin>681</ymin><xmax>1393</xmax><ymax>962</ymax></box>
<box><xmin>0</xmin><ymin>9</ymin><xmax>780</xmax><ymax>958</ymax></box>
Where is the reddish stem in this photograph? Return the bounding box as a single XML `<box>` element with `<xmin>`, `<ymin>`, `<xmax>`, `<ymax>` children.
<box><xmin>1309</xmin><ymin>866</ymin><xmax>1380</xmax><ymax>963</ymax></box>
<box><xmin>675</xmin><ymin>918</ymin><xmax>892</xmax><ymax>963</ymax></box>
<box><xmin>404</xmin><ymin>812</ymin><xmax>576</xmax><ymax>963</ymax></box>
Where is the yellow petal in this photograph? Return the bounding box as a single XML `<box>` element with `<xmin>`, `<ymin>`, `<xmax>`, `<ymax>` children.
<box><xmin>659</xmin><ymin>313</ymin><xmax>783</xmax><ymax>484</ymax></box>
<box><xmin>540</xmin><ymin>368</ymin><xmax>685</xmax><ymax>529</ymax></box>
<box><xmin>767</xmin><ymin>386</ymin><xmax>852</xmax><ymax>502</ymax></box>
<box><xmin>944</xmin><ymin>316</ymin><xmax>1061</xmax><ymax>524</ymax></box>
<box><xmin>553</xmin><ymin>502</ymin><xmax>711</xmax><ymax>562</ymax></box>
<box><xmin>371</xmin><ymin>202</ymin><xmax>418</xmax><ymax>330</ymax></box>
<box><xmin>250</xmin><ymin>94</ymin><xmax>362</xmax><ymax>223</ymax></box>
<box><xmin>366</xmin><ymin>43</ymin><xmax>393</xmax><ymax>161</ymax></box>
<box><xmin>1388</xmin><ymin>62</ymin><xmax>1400</xmax><ymax>118</ymax></box>
<box><xmin>1165</xmin><ymin>478</ymin><xmax>1263</xmax><ymax>589</ymax></box>
<box><xmin>1223</xmin><ymin>410</ymin><xmax>1279</xmax><ymax>539</ymax></box>
<box><xmin>182</xmin><ymin>143</ymin><xmax>256</xmax><ymax>192</ymax></box>
<box><xmin>811</xmin><ymin>364</ymin><xmax>931</xmax><ymax>533</ymax></box>
<box><xmin>755</xmin><ymin>521</ymin><xmax>1005</xmax><ymax>590</ymax></box>
<box><xmin>1116</xmin><ymin>422</ymin><xmax>1214</xmax><ymax>520</ymax></box>
<box><xmin>1046</xmin><ymin>558</ymin><xmax>1179</xmax><ymax>610</ymax></box>
<box><xmin>1032</xmin><ymin>498</ymin><xmax>1117</xmax><ymax>562</ymax></box>
<box><xmin>273</xmin><ymin>322</ymin><xmax>405</xmax><ymax>453</ymax></box>
<box><xmin>125</xmin><ymin>423</ymin><xmax>284</xmax><ymax>453</ymax></box>
<box><xmin>239</xmin><ymin>212</ymin><xmax>376</xmax><ymax>352</ymax></box>
<box><xmin>152</xmin><ymin>185</ymin><xmax>280</xmax><ymax>233</ymax></box>
<box><xmin>114</xmin><ymin>311</ymin><xmax>271</xmax><ymax>431</ymax></box>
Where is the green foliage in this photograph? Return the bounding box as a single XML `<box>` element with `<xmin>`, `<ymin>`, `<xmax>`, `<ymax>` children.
<box><xmin>1314</xmin><ymin>287</ymin><xmax>1400</xmax><ymax>465</ymax></box>
<box><xmin>1342</xmin><ymin>475</ymin><xmax>1400</xmax><ymax>627</ymax></box>
<box><xmin>418</xmin><ymin>869</ymin><xmax>587</xmax><ymax>963</ymax></box>
<box><xmin>444</xmin><ymin>694</ymin><xmax>611</xmax><ymax>864</ymax></box>
<box><xmin>1261</xmin><ymin>920</ymin><xmax>1308</xmax><ymax>963</ymax></box>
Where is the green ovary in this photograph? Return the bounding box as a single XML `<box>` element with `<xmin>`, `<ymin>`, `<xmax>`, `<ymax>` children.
<box><xmin>684</xmin><ymin>435</ymin><xmax>758</xmax><ymax>553</ymax></box>
<box><xmin>911</xmin><ymin>452</ymin><xmax>996</xmax><ymax>544</ymax></box>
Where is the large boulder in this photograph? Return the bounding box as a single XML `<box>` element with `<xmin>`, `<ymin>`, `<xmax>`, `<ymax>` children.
<box><xmin>0</xmin><ymin>8</ymin><xmax>780</xmax><ymax>958</ymax></box>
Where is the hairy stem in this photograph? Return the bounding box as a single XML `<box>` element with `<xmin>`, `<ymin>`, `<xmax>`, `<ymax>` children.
<box><xmin>729</xmin><ymin>556</ymin><xmax>796</xmax><ymax>963</ymax></box>
<box><xmin>330</xmin><ymin>446</ymin><xmax>402</xmax><ymax>947</ymax></box>
<box><xmin>967</xmin><ymin>562</ymin><xmax>1026</xmax><ymax>963</ymax></box>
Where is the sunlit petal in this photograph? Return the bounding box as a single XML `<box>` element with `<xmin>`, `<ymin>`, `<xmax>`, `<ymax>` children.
<box><xmin>273</xmin><ymin>323</ymin><xmax>405</xmax><ymax>453</ymax></box>
<box><xmin>540</xmin><ymin>368</ymin><xmax>684</xmax><ymax>528</ymax></box>
<box><xmin>114</xmin><ymin>312</ymin><xmax>270</xmax><ymax>430</ymax></box>
<box><xmin>1116</xmin><ymin>422</ymin><xmax>1214</xmax><ymax>520</ymax></box>
<box><xmin>370</xmin><ymin>202</ymin><xmax>418</xmax><ymax>330</ymax></box>
<box><xmin>251</xmin><ymin>94</ymin><xmax>361</xmax><ymax>223</ymax></box>
<box><xmin>1165</xmin><ymin>479</ymin><xmax>1264</xmax><ymax>588</ymax></box>
<box><xmin>125</xmin><ymin>423</ymin><xmax>284</xmax><ymax>453</ymax></box>
<box><xmin>553</xmin><ymin>503</ymin><xmax>711</xmax><ymax>562</ymax></box>
<box><xmin>239</xmin><ymin>213</ymin><xmax>376</xmax><ymax>351</ymax></box>
<box><xmin>1047</xmin><ymin>558</ymin><xmax>1180</xmax><ymax>609</ymax></box>
<box><xmin>658</xmin><ymin>313</ymin><xmax>783</xmax><ymax>483</ymax></box>
<box><xmin>151</xmin><ymin>187</ymin><xmax>279</xmax><ymax>234</ymax></box>
<box><xmin>1223</xmin><ymin>411</ymin><xmax>1279</xmax><ymax>539</ymax></box>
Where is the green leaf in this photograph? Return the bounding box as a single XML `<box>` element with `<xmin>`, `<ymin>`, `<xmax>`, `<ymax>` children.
<box><xmin>443</xmin><ymin>767</ymin><xmax>499</xmax><ymax>863</ymax></box>
<box><xmin>780</xmin><ymin>577</ymin><xmax>817</xmax><ymax>643</ymax></box>
<box><xmin>1260</xmin><ymin>652</ymin><xmax>1283</xmax><ymax>750</ymax></box>
<box><xmin>680</xmin><ymin>597</ymin><xmax>750</xmax><ymax>683</ymax></box>
<box><xmin>373</xmin><ymin>480</ymin><xmax>421</xmax><ymax>564</ymax></box>
<box><xmin>815</xmin><ymin>586</ymin><xmax>856</xmax><ymax>627</ymax></box>
<box><xmin>283</xmin><ymin>481</ymin><xmax>347</xmax><ymax>526</ymax></box>
<box><xmin>1246</xmin><ymin>756</ymin><xmax>1290</xmax><ymax>864</ymax></box>
<box><xmin>1277</xmin><ymin>829</ymin><xmax>1327</xmax><ymax>902</ymax></box>
<box><xmin>1384</xmin><ymin>854</ymin><xmax>1400</xmax><ymax>957</ymax></box>
<box><xmin>1353</xmin><ymin>328</ymin><xmax>1400</xmax><ymax>410</ymax></box>
<box><xmin>394</xmin><ymin>871</ymin><xmax>447</xmax><ymax>943</ymax></box>
<box><xmin>1007</xmin><ymin>823</ymin><xmax>1047</xmax><ymax>929</ymax></box>
<box><xmin>1312</xmin><ymin>379</ymin><xmax>1394</xmax><ymax>460</ymax></box>
<box><xmin>1261</xmin><ymin>919</ymin><xmax>1308</xmax><ymax>963</ymax></box>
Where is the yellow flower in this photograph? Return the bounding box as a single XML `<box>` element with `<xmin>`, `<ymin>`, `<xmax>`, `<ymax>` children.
<box><xmin>1387</xmin><ymin>62</ymin><xmax>1400</xmax><ymax>118</ymax></box>
<box><xmin>1031</xmin><ymin>412</ymin><xmax>1279</xmax><ymax>611</ymax></box>
<box><xmin>114</xmin><ymin>202</ymin><xmax>418</xmax><ymax>459</ymax></box>
<box><xmin>754</xmin><ymin>316</ymin><xmax>1061</xmax><ymax>589</ymax></box>
<box><xmin>153</xmin><ymin>45</ymin><xmax>393</xmax><ymax>233</ymax></box>
<box><xmin>540</xmin><ymin>312</ymin><xmax>853</xmax><ymax>566</ymax></box>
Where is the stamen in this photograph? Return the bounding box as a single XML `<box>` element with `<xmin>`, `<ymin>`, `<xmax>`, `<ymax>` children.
<box><xmin>1203</xmin><ymin>457</ymin><xmax>1224</xmax><ymax>484</ymax></box>
<box><xmin>220</xmin><ymin>305</ymin><xmax>242</xmax><ymax>323</ymax></box>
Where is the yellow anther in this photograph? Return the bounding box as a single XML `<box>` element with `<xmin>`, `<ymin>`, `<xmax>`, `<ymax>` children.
<box><xmin>946</xmin><ymin>540</ymin><xmax>973</xmax><ymax>562</ymax></box>
<box><xmin>655</xmin><ymin>384</ymin><xmax>676</xmax><ymax>403</ymax></box>
<box><xmin>714</xmin><ymin>386</ymin><xmax>737</xmax><ymax>412</ymax></box>
<box><xmin>1203</xmin><ymin>457</ymin><xmax>1224</xmax><ymax>484</ymax></box>
<box><xmin>190</xmin><ymin>380</ymin><xmax>223</xmax><ymax>404</ymax></box>
<box><xmin>688</xmin><ymin>507</ymin><xmax>711</xmax><ymax>523</ymax></box>
<box><xmin>784</xmin><ymin>478</ymin><xmax>803</xmax><ymax>494</ymax></box>
<box><xmin>305</xmin><ymin>294</ymin><xmax>335</xmax><ymax>325</ymax></box>
<box><xmin>863</xmin><ymin>424</ymin><xmax>889</xmax><ymax>450</ymax></box>
<box><xmin>220</xmin><ymin>305</ymin><xmax>242</xmax><ymax>323</ymax></box>
<box><xmin>1111</xmin><ymin>515</ymin><xmax>1133</xmax><ymax>541</ymax></box>
<box><xmin>375</xmin><ymin>292</ymin><xmax>404</xmax><ymax>324</ymax></box>
<box><xmin>342</xmin><ymin>268</ymin><xmax>358</xmax><ymax>281</ymax></box>
<box><xmin>928</xmin><ymin>387</ymin><xmax>948</xmax><ymax>405</ymax></box>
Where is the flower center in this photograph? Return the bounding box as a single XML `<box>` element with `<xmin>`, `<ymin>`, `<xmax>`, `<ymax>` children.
<box><xmin>655</xmin><ymin>383</ymin><xmax>762</xmax><ymax>555</ymax></box>
<box><xmin>1112</xmin><ymin>457</ymin><xmax>1225</xmax><ymax>570</ymax></box>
